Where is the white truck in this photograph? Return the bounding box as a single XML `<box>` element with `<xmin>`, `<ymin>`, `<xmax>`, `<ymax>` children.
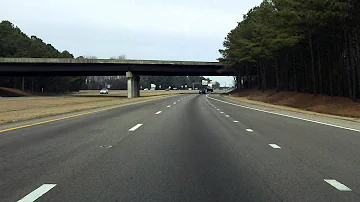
<box><xmin>207</xmin><ymin>83</ymin><xmax>213</xmax><ymax>93</ymax></box>
<box><xmin>150</xmin><ymin>84</ymin><xmax>156</xmax><ymax>91</ymax></box>
<box><xmin>200</xmin><ymin>80</ymin><xmax>213</xmax><ymax>93</ymax></box>
<box><xmin>201</xmin><ymin>80</ymin><xmax>208</xmax><ymax>86</ymax></box>
<box><xmin>199</xmin><ymin>80</ymin><xmax>208</xmax><ymax>94</ymax></box>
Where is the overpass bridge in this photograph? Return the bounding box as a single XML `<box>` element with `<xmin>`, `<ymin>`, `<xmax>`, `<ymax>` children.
<box><xmin>0</xmin><ymin>58</ymin><xmax>234</xmax><ymax>98</ymax></box>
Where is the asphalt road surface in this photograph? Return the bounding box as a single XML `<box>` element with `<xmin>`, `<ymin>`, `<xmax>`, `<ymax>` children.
<box><xmin>1</xmin><ymin>93</ymin><xmax>360</xmax><ymax>201</ymax></box>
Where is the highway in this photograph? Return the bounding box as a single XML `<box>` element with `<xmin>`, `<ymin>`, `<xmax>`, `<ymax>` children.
<box><xmin>1</xmin><ymin>93</ymin><xmax>360</xmax><ymax>201</ymax></box>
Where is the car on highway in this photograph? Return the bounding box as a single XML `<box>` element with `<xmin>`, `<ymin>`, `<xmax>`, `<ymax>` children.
<box><xmin>99</xmin><ymin>88</ymin><xmax>108</xmax><ymax>94</ymax></box>
<box><xmin>199</xmin><ymin>89</ymin><xmax>206</xmax><ymax>94</ymax></box>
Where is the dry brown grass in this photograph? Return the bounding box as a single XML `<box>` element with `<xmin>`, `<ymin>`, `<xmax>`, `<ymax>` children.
<box><xmin>0</xmin><ymin>90</ymin><xmax>197</xmax><ymax>125</ymax></box>
<box><xmin>226</xmin><ymin>90</ymin><xmax>360</xmax><ymax>121</ymax></box>
<box><xmin>0</xmin><ymin>94</ymin><xmax>176</xmax><ymax>125</ymax></box>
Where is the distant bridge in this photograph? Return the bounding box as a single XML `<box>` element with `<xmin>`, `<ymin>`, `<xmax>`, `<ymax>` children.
<box><xmin>0</xmin><ymin>58</ymin><xmax>235</xmax><ymax>98</ymax></box>
<box><xmin>0</xmin><ymin>58</ymin><xmax>233</xmax><ymax>76</ymax></box>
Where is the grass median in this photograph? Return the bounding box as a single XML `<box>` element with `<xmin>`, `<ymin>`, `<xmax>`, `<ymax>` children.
<box><xmin>0</xmin><ymin>90</ymin><xmax>196</xmax><ymax>125</ymax></box>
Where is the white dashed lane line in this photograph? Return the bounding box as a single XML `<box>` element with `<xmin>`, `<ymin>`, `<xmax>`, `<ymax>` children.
<box><xmin>173</xmin><ymin>102</ymin><xmax>177</xmax><ymax>104</ymax></box>
<box><xmin>269</xmin><ymin>144</ymin><xmax>281</xmax><ymax>149</ymax></box>
<box><xmin>207</xmin><ymin>95</ymin><xmax>360</xmax><ymax>132</ymax></box>
<box><xmin>167</xmin><ymin>105</ymin><xmax>171</xmax><ymax>108</ymax></box>
<box><xmin>155</xmin><ymin>111</ymin><xmax>162</xmax><ymax>115</ymax></box>
<box><xmin>18</xmin><ymin>184</ymin><xmax>57</xmax><ymax>202</ymax></box>
<box><xmin>129</xmin><ymin>124</ymin><xmax>143</xmax><ymax>131</ymax></box>
<box><xmin>324</xmin><ymin>179</ymin><xmax>352</xmax><ymax>191</ymax></box>
<box><xmin>178</xmin><ymin>100</ymin><xmax>180</xmax><ymax>101</ymax></box>
<box><xmin>207</xmin><ymin>95</ymin><xmax>355</xmax><ymax>193</ymax></box>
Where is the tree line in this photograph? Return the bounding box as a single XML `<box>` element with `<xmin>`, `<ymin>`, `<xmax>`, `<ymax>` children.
<box><xmin>219</xmin><ymin>0</ymin><xmax>360</xmax><ymax>100</ymax></box>
<box><xmin>0</xmin><ymin>20</ymin><xmax>210</xmax><ymax>93</ymax></box>
<box><xmin>85</xmin><ymin>75</ymin><xmax>213</xmax><ymax>90</ymax></box>
<box><xmin>0</xmin><ymin>20</ymin><xmax>85</xmax><ymax>93</ymax></box>
<box><xmin>139</xmin><ymin>76</ymin><xmax>217</xmax><ymax>90</ymax></box>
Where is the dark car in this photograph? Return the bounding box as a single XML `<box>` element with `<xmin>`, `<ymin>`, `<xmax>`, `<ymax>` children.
<box><xmin>199</xmin><ymin>89</ymin><xmax>206</xmax><ymax>94</ymax></box>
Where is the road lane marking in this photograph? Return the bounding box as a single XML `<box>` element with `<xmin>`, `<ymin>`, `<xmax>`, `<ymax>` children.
<box><xmin>100</xmin><ymin>145</ymin><xmax>112</xmax><ymax>148</ymax></box>
<box><xmin>207</xmin><ymin>95</ymin><xmax>360</xmax><ymax>132</ymax></box>
<box><xmin>18</xmin><ymin>184</ymin><xmax>56</xmax><ymax>202</ymax></box>
<box><xmin>0</xmin><ymin>106</ymin><xmax>120</xmax><ymax>133</ymax></box>
<box><xmin>167</xmin><ymin>105</ymin><xmax>171</xmax><ymax>108</ymax></box>
<box><xmin>324</xmin><ymin>179</ymin><xmax>352</xmax><ymax>191</ymax></box>
<box><xmin>225</xmin><ymin>115</ymin><xmax>230</xmax><ymax>117</ymax></box>
<box><xmin>178</xmin><ymin>100</ymin><xmax>180</xmax><ymax>101</ymax></box>
<box><xmin>155</xmin><ymin>111</ymin><xmax>162</xmax><ymax>115</ymax></box>
<box><xmin>173</xmin><ymin>102</ymin><xmax>177</xmax><ymax>104</ymax></box>
<box><xmin>234</xmin><ymin>121</ymin><xmax>239</xmax><ymax>123</ymax></box>
<box><xmin>246</xmin><ymin>129</ymin><xmax>254</xmax><ymax>132</ymax></box>
<box><xmin>0</xmin><ymin>96</ymin><xmax>172</xmax><ymax>133</ymax></box>
<box><xmin>220</xmin><ymin>112</ymin><xmax>224</xmax><ymax>114</ymax></box>
<box><xmin>129</xmin><ymin>124</ymin><xmax>143</xmax><ymax>131</ymax></box>
<box><xmin>217</xmin><ymin>109</ymin><xmax>220</xmax><ymax>111</ymax></box>
<box><xmin>269</xmin><ymin>144</ymin><xmax>281</xmax><ymax>149</ymax></box>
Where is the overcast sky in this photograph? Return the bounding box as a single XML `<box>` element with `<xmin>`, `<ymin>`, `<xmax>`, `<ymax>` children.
<box><xmin>1</xmin><ymin>0</ymin><xmax>262</xmax><ymax>86</ymax></box>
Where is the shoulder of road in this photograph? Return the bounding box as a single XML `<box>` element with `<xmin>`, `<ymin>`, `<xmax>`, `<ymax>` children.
<box><xmin>211</xmin><ymin>94</ymin><xmax>360</xmax><ymax>131</ymax></box>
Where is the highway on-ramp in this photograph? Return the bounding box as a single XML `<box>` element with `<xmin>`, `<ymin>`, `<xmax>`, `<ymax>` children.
<box><xmin>1</xmin><ymin>93</ymin><xmax>360</xmax><ymax>201</ymax></box>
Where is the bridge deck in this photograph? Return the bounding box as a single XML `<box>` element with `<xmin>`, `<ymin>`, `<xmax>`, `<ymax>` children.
<box><xmin>0</xmin><ymin>58</ymin><xmax>232</xmax><ymax>76</ymax></box>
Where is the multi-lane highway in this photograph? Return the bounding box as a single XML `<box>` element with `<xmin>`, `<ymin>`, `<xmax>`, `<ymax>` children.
<box><xmin>1</xmin><ymin>93</ymin><xmax>360</xmax><ymax>201</ymax></box>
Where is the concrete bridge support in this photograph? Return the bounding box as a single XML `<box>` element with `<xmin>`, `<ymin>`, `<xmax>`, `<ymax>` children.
<box><xmin>126</xmin><ymin>71</ymin><xmax>140</xmax><ymax>98</ymax></box>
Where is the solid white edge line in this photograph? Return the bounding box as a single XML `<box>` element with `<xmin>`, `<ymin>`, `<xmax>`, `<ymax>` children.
<box><xmin>269</xmin><ymin>144</ymin><xmax>281</xmax><ymax>149</ymax></box>
<box><xmin>18</xmin><ymin>184</ymin><xmax>57</xmax><ymax>202</ymax></box>
<box><xmin>129</xmin><ymin>124</ymin><xmax>143</xmax><ymax>131</ymax></box>
<box><xmin>207</xmin><ymin>96</ymin><xmax>360</xmax><ymax>132</ymax></box>
<box><xmin>246</xmin><ymin>129</ymin><xmax>254</xmax><ymax>132</ymax></box>
<box><xmin>155</xmin><ymin>111</ymin><xmax>162</xmax><ymax>115</ymax></box>
<box><xmin>324</xmin><ymin>179</ymin><xmax>352</xmax><ymax>191</ymax></box>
